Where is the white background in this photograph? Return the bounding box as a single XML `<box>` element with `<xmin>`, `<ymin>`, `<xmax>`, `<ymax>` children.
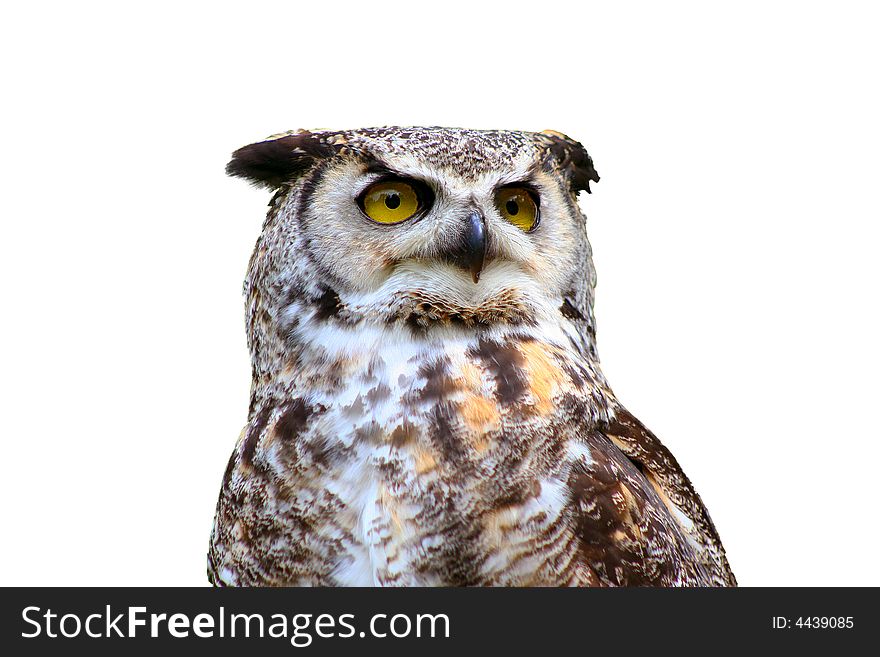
<box><xmin>1</xmin><ymin>1</ymin><xmax>878</xmax><ymax>586</ymax></box>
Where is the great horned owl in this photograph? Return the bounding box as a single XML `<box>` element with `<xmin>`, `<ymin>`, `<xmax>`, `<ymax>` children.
<box><xmin>208</xmin><ymin>127</ymin><xmax>736</xmax><ymax>587</ymax></box>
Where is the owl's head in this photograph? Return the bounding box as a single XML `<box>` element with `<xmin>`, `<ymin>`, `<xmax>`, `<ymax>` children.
<box><xmin>230</xmin><ymin>127</ymin><xmax>599</xmax><ymax>349</ymax></box>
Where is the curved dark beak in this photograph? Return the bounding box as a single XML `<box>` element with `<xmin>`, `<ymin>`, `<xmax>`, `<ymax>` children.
<box><xmin>452</xmin><ymin>211</ymin><xmax>488</xmax><ymax>283</ymax></box>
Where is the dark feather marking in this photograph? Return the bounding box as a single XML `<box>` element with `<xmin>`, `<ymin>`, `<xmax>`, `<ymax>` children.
<box><xmin>493</xmin><ymin>479</ymin><xmax>542</xmax><ymax>510</ymax></box>
<box><xmin>560</xmin><ymin>362</ymin><xmax>586</xmax><ymax>389</ymax></box>
<box><xmin>414</xmin><ymin>357</ymin><xmax>458</xmax><ymax>404</ymax></box>
<box><xmin>427</xmin><ymin>403</ymin><xmax>469</xmax><ymax>462</ymax></box>
<box><xmin>312</xmin><ymin>287</ymin><xmax>343</xmax><ymax>320</ymax></box>
<box><xmin>295</xmin><ymin>159</ymin><xmax>331</xmax><ymax>230</ymax></box>
<box><xmin>468</xmin><ymin>338</ymin><xmax>530</xmax><ymax>406</ymax></box>
<box><xmin>353</xmin><ymin>421</ymin><xmax>385</xmax><ymax>445</ymax></box>
<box><xmin>240</xmin><ymin>406</ymin><xmax>272</xmax><ymax>467</ymax></box>
<box><xmin>390</xmin><ymin>420</ymin><xmax>418</xmax><ymax>448</ymax></box>
<box><xmin>292</xmin><ymin>161</ymin><xmax>355</xmax><ymax>293</ymax></box>
<box><xmin>358</xmin><ymin>154</ymin><xmax>403</xmax><ymax>177</ymax></box>
<box><xmin>541</xmin><ymin>132</ymin><xmax>600</xmax><ymax>194</ymax></box>
<box><xmin>400</xmin><ymin>304</ymin><xmax>526</xmax><ymax>332</ymax></box>
<box><xmin>275</xmin><ymin>399</ymin><xmax>323</xmax><ymax>442</ymax></box>
<box><xmin>226</xmin><ymin>132</ymin><xmax>339</xmax><ymax>189</ymax></box>
<box><xmin>365</xmin><ymin>383</ymin><xmax>392</xmax><ymax>405</ymax></box>
<box><xmin>303</xmin><ymin>434</ymin><xmax>342</xmax><ymax>467</ymax></box>
<box><xmin>274</xmin><ymin>399</ymin><xmax>333</xmax><ymax>467</ymax></box>
<box><xmin>560</xmin><ymin>298</ymin><xmax>586</xmax><ymax>320</ymax></box>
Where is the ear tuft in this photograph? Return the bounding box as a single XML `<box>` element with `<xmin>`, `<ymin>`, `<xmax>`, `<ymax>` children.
<box><xmin>539</xmin><ymin>130</ymin><xmax>600</xmax><ymax>194</ymax></box>
<box><xmin>226</xmin><ymin>130</ymin><xmax>339</xmax><ymax>189</ymax></box>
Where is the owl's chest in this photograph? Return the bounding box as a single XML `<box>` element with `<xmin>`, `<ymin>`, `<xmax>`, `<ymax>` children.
<box><xmin>296</xmin><ymin>334</ymin><xmax>605</xmax><ymax>585</ymax></box>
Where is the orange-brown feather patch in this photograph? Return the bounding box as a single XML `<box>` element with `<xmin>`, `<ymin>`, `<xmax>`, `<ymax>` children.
<box><xmin>518</xmin><ymin>341</ymin><xmax>567</xmax><ymax>415</ymax></box>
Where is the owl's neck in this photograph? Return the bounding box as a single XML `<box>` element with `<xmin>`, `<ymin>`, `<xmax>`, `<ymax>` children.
<box><xmin>246</xmin><ymin>285</ymin><xmax>605</xmax><ymax>416</ymax></box>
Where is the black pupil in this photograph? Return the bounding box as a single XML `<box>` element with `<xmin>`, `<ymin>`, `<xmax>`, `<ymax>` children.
<box><xmin>385</xmin><ymin>193</ymin><xmax>401</xmax><ymax>210</ymax></box>
<box><xmin>506</xmin><ymin>199</ymin><xmax>519</xmax><ymax>216</ymax></box>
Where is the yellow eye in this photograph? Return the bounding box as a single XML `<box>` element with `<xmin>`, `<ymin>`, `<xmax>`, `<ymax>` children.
<box><xmin>496</xmin><ymin>187</ymin><xmax>539</xmax><ymax>231</ymax></box>
<box><xmin>360</xmin><ymin>180</ymin><xmax>421</xmax><ymax>224</ymax></box>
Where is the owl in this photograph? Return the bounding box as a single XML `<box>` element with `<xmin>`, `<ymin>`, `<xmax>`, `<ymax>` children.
<box><xmin>208</xmin><ymin>127</ymin><xmax>736</xmax><ymax>587</ymax></box>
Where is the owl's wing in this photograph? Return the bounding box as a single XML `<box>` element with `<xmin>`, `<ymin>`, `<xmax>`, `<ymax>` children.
<box><xmin>573</xmin><ymin>407</ymin><xmax>736</xmax><ymax>586</ymax></box>
<box><xmin>208</xmin><ymin>398</ymin><xmax>332</xmax><ymax>586</ymax></box>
